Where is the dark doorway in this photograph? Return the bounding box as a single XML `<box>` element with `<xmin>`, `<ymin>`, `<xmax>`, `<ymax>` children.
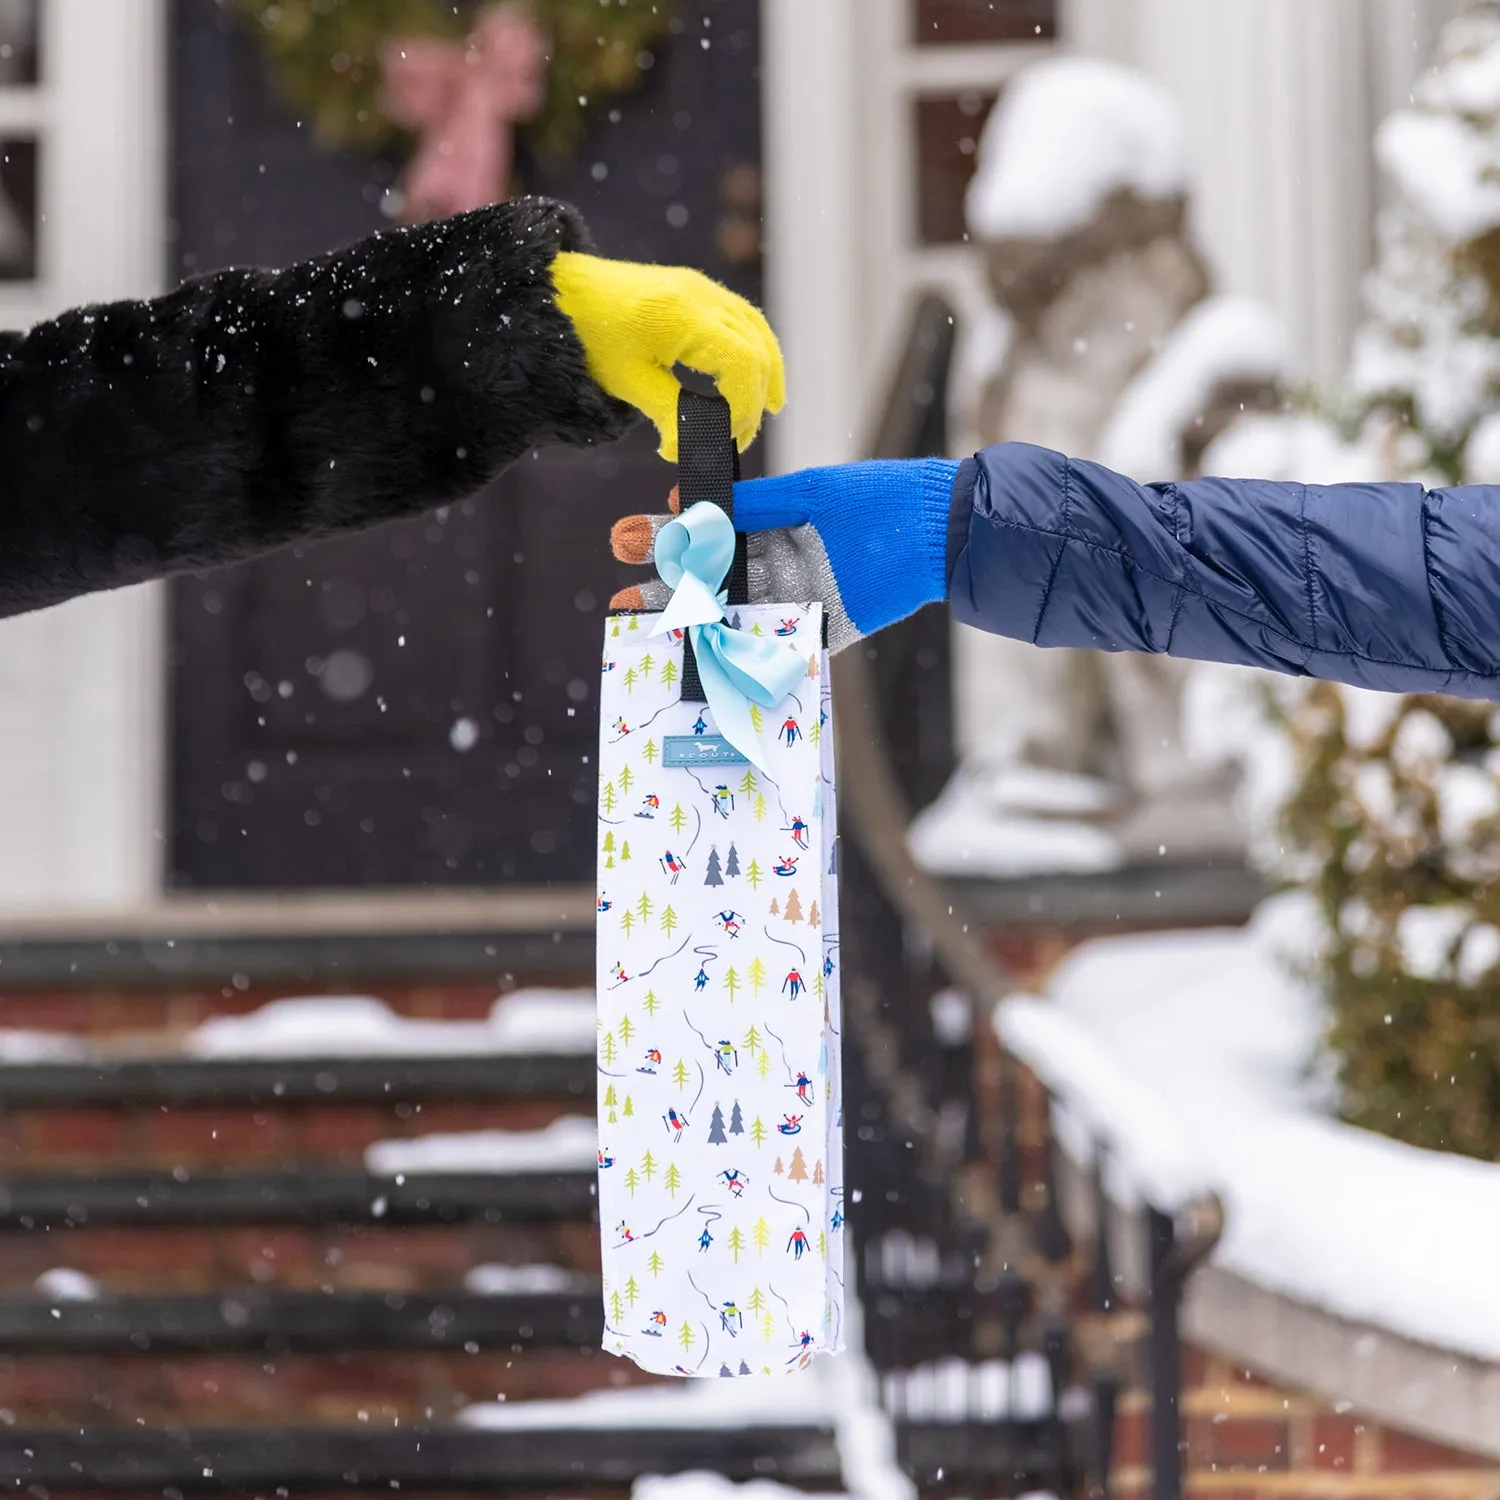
<box><xmin>169</xmin><ymin>0</ymin><xmax>763</xmax><ymax>889</ymax></box>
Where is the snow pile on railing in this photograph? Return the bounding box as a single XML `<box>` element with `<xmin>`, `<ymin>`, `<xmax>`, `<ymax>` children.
<box><xmin>366</xmin><ymin>1114</ymin><xmax>598</xmax><ymax>1175</ymax></box>
<box><xmin>996</xmin><ymin>893</ymin><xmax>1500</xmax><ymax>1361</ymax></box>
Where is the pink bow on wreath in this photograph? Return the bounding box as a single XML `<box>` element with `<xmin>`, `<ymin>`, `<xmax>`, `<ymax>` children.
<box><xmin>380</xmin><ymin>4</ymin><xmax>548</xmax><ymax>223</ymax></box>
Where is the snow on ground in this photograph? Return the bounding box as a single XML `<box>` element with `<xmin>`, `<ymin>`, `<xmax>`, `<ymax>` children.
<box><xmin>908</xmin><ymin>766</ymin><xmax>1122</xmax><ymax>879</ymax></box>
<box><xmin>966</xmin><ymin>57</ymin><xmax>1187</xmax><ymax>241</ymax></box>
<box><xmin>0</xmin><ymin>1030</ymin><xmax>90</xmax><ymax>1063</ymax></box>
<box><xmin>996</xmin><ymin>893</ymin><xmax>1500</xmax><ymax>1362</ymax></box>
<box><xmin>366</xmin><ymin>1114</ymin><xmax>598</xmax><ymax>1175</ymax></box>
<box><xmin>463</xmin><ymin>1262</ymin><xmax>589</xmax><ymax>1295</ymax></box>
<box><xmin>185</xmin><ymin>988</ymin><xmax>595</xmax><ymax>1058</ymax></box>
<box><xmin>1097</xmin><ymin>296</ymin><xmax>1286</xmax><ymax>481</ymax></box>
<box><xmin>634</xmin><ymin>1476</ymin><xmax>845</xmax><ymax>1500</ymax></box>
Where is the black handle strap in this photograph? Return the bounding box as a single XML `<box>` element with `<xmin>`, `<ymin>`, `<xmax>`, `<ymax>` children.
<box><xmin>677</xmin><ymin>390</ymin><xmax>744</xmax><ymax>703</ymax></box>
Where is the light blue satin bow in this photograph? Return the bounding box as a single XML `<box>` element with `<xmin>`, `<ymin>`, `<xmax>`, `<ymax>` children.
<box><xmin>651</xmin><ymin>501</ymin><xmax>806</xmax><ymax>775</ymax></box>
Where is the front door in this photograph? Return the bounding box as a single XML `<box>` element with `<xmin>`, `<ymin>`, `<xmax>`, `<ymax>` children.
<box><xmin>169</xmin><ymin>0</ymin><xmax>763</xmax><ymax>889</ymax></box>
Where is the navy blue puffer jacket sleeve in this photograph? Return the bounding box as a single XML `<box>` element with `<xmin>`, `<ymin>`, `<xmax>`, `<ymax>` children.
<box><xmin>949</xmin><ymin>442</ymin><xmax>1500</xmax><ymax>701</ymax></box>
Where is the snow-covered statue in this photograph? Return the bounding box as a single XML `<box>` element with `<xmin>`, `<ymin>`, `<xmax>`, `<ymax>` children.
<box><xmin>914</xmin><ymin>58</ymin><xmax>1286</xmax><ymax>877</ymax></box>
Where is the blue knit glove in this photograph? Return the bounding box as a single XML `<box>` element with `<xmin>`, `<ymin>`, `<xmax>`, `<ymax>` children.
<box><xmin>609</xmin><ymin>458</ymin><xmax>959</xmax><ymax>651</ymax></box>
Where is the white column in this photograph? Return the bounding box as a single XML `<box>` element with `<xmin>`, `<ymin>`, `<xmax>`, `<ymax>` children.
<box><xmin>0</xmin><ymin>0</ymin><xmax>167</xmax><ymax>911</ymax></box>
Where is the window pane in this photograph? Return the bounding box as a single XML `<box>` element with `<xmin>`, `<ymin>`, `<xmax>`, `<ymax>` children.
<box><xmin>914</xmin><ymin>93</ymin><xmax>996</xmax><ymax>245</ymax></box>
<box><xmin>0</xmin><ymin>0</ymin><xmax>39</xmax><ymax>85</ymax></box>
<box><xmin>915</xmin><ymin>0</ymin><xmax>1056</xmax><ymax>45</ymax></box>
<box><xmin>0</xmin><ymin>138</ymin><xmax>37</xmax><ymax>278</ymax></box>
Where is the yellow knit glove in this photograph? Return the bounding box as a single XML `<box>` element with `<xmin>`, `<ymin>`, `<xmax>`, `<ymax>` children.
<box><xmin>551</xmin><ymin>251</ymin><xmax>785</xmax><ymax>461</ymax></box>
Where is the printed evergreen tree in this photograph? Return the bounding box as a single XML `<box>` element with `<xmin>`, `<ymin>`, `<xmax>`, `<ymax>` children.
<box><xmin>602</xmin><ymin>783</ymin><xmax>617</xmax><ymax>816</ymax></box>
<box><xmin>750</xmin><ymin>1116</ymin><xmax>768</xmax><ymax>1147</ymax></box>
<box><xmin>620</xmin><ymin>839</ymin><xmax>632</xmax><ymax>863</ymax></box>
<box><xmin>669</xmin><ymin>803</ymin><xmax>688</xmax><ymax>833</ymax></box>
<box><xmin>748</xmin><ymin>1287</ymin><xmax>766</xmax><ymax>1316</ymax></box>
<box><xmin>772</xmin><ymin>1156</ymin><xmax>784</xmax><ymax>1176</ymax></box>
<box><xmin>725</xmin><ymin>844</ymin><xmax>741</xmax><ymax>878</ymax></box>
<box><xmin>624</xmin><ymin>1275</ymin><xmax>641</xmax><ymax>1306</ymax></box>
<box><xmin>723</xmin><ymin>966</ymin><xmax>741</xmax><ymax>1003</ymax></box>
<box><xmin>757</xmin><ymin>1050</ymin><xmax>771</xmax><ymax>1081</ymax></box>
<box><xmin>728</xmin><ymin>1226</ymin><xmax>747</xmax><ymax>1262</ymax></box>
<box><xmin>749</xmin><ymin>703</ymin><xmax>765</xmax><ymax>732</ymax></box>
<box><xmin>748</xmin><ymin>957</ymin><xmax>767</xmax><ymax>997</ymax></box>
<box><xmin>808</xmin><ymin>900</ymin><xmax>821</xmax><ymax>928</ymax></box>
<box><xmin>640</xmin><ymin>652</ymin><xmax>654</xmax><ymax>679</ymax></box>
<box><xmin>665</xmin><ymin>1162</ymin><xmax>682</xmax><ymax>1197</ymax></box>
<box><xmin>660</xmin><ymin>904</ymin><xmax>678</xmax><ymax>938</ymax></box>
<box><xmin>809</xmin><ymin>717</ymin><xmax>822</xmax><ymax>746</ymax></box>
<box><xmin>750</xmin><ymin>621</ymin><xmax>764</xmax><ymax>637</ymax></box>
<box><xmin>739</xmin><ymin>1361</ymin><xmax>753</xmax><ymax>1375</ymax></box>
<box><xmin>729</xmin><ymin>1100</ymin><xmax>745</xmax><ymax>1135</ymax></box>
<box><xmin>619</xmin><ymin>764</ymin><xmax>635</xmax><ymax>794</ymax></box>
<box><xmin>784</xmin><ymin>889</ymin><xmax>804</xmax><ymax>924</ymax></box>
<box><xmin>623</xmin><ymin>666</ymin><xmax>638</xmax><ymax>694</ymax></box>
<box><xmin>625</xmin><ymin>1166</ymin><xmax>640</xmax><ymax>1196</ymax></box>
<box><xmin>704</xmin><ymin>846</ymin><xmax>724</xmax><ymax>886</ymax></box>
<box><xmin>806</xmin><ymin>652</ymin><xmax>819</xmax><ymax>679</ymax></box>
<box><xmin>600</xmin><ymin>1030</ymin><xmax>617</xmax><ymax>1067</ymax></box>
<box><xmin>672</xmin><ymin>1058</ymin><xmax>690</xmax><ymax>1090</ymax></box>
<box><xmin>642</xmin><ymin>737</ymin><xmax>658</xmax><ymax>764</ymax></box>
<box><xmin>753</xmin><ymin>793</ymin><xmax>768</xmax><ymax>823</ymax></box>
<box><xmin>642</xmin><ymin>988</ymin><xmax>660</xmax><ymax>1017</ymax></box>
<box><xmin>817</xmin><ymin>1231</ymin><xmax>827</xmax><ymax>1260</ymax></box>
<box><xmin>610</xmin><ymin>1289</ymin><xmax>624</xmax><ymax>1325</ymax></box>
<box><xmin>743</xmin><ymin>1025</ymin><xmax>762</xmax><ymax>1052</ymax></box>
<box><xmin>640</xmin><ymin>1150</ymin><xmax>657</xmax><ymax>1182</ymax></box>
<box><xmin>787</xmin><ymin>1148</ymin><xmax>809</xmax><ymax>1182</ymax></box>
<box><xmin>812</xmin><ymin>1159</ymin><xmax>825</xmax><ymax>1185</ymax></box>
<box><xmin>760</xmin><ymin>1311</ymin><xmax>775</xmax><ymax>1341</ymax></box>
<box><xmin>647</xmin><ymin>1249</ymin><xmax>664</xmax><ymax>1277</ymax></box>
<box><xmin>604</xmin><ymin>1083</ymin><xmax>618</xmax><ymax>1123</ymax></box>
<box><xmin>745</xmin><ymin>858</ymin><xmax>764</xmax><ymax>891</ymax></box>
<box><xmin>738</xmin><ymin>770</ymin><xmax>759</xmax><ymax>798</ymax></box>
<box><xmin>661</xmin><ymin>657</ymin><xmax>679</xmax><ymax>690</ymax></box>
<box><xmin>636</xmin><ymin>891</ymin><xmax>653</xmax><ymax>923</ymax></box>
<box><xmin>707</xmin><ymin>1104</ymin><xmax>727</xmax><ymax>1144</ymax></box>
<box><xmin>624</xmin><ymin>1094</ymin><xmax>635</xmax><ymax>1117</ymax></box>
<box><xmin>618</xmin><ymin>1015</ymin><xmax>635</xmax><ymax>1048</ymax></box>
<box><xmin>752</xmin><ymin>1218</ymin><xmax>771</xmax><ymax>1258</ymax></box>
<box><xmin>627</xmin><ymin>615</ymin><xmax>639</xmax><ymax>631</ymax></box>
<box><xmin>620</xmin><ymin>908</ymin><xmax>635</xmax><ymax>939</ymax></box>
<box><xmin>678</xmin><ymin>1321</ymin><xmax>696</xmax><ymax>1352</ymax></box>
<box><xmin>768</xmin><ymin>897</ymin><xmax>780</xmax><ymax>917</ymax></box>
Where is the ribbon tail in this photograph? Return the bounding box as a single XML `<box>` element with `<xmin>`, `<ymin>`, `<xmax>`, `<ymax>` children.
<box><xmin>691</xmin><ymin>625</ymin><xmax>774</xmax><ymax>776</ymax></box>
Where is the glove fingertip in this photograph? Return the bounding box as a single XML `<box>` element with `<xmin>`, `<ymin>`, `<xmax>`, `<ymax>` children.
<box><xmin>610</xmin><ymin>586</ymin><xmax>646</xmax><ymax>610</ymax></box>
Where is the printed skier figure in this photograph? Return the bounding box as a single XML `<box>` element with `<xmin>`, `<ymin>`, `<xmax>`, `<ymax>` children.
<box><xmin>699</xmin><ymin>1226</ymin><xmax>714</xmax><ymax>1252</ymax></box>
<box><xmin>779</xmin><ymin>1114</ymin><xmax>803</xmax><ymax>1136</ymax></box>
<box><xmin>831</xmin><ymin>1206</ymin><xmax>845</xmax><ymax>1232</ymax></box>
<box><xmin>659</xmin><ymin>850</ymin><xmax>686</xmax><ymax>884</ymax></box>
<box><xmin>720</xmin><ymin>1300</ymin><xmax>744</xmax><ymax>1333</ymax></box>
<box><xmin>793</xmin><ymin>1071</ymin><xmax>815</xmax><ymax>1105</ymax></box>
<box><xmin>720</xmin><ymin>1168</ymin><xmax>749</xmax><ymax>1198</ymax></box>
<box><xmin>597</xmin><ymin>896</ymin><xmax>612</xmax><ymax>912</ymax></box>
<box><xmin>616</xmin><ymin>1221</ymin><xmax>635</xmax><ymax>1244</ymax></box>
<box><xmin>775</xmin><ymin>618</ymin><xmax>798</xmax><ymax>636</ymax></box>
<box><xmin>789</xmin><ymin>1330</ymin><xmax>815</xmax><ymax>1363</ymax></box>
<box><xmin>714</xmin><ymin>1039</ymin><xmax>738</xmax><ymax>1075</ymax></box>
<box><xmin>692</xmin><ymin>713</ymin><xmax>708</xmax><ymax>736</ymax></box>
<box><xmin>644</xmin><ymin>1311</ymin><xmax>667</xmax><ymax>1337</ymax></box>
<box><xmin>638</xmin><ymin>1048</ymin><xmax>662</xmax><ymax>1074</ymax></box>
<box><xmin>783</xmin><ymin>968</ymin><xmax>804</xmax><ymax>1000</ymax></box>
<box><xmin>611</xmin><ymin>717</ymin><xmax>631</xmax><ymax>738</ymax></box>
<box><xmin>714</xmin><ymin>910</ymin><xmax>743</xmax><ymax>938</ymax></box>
<box><xmin>636</xmin><ymin>794</ymin><xmax>660</xmax><ymax>819</ymax></box>
<box><xmin>694</xmin><ymin>963</ymin><xmax>711</xmax><ymax>991</ymax></box>
<box><xmin>780</xmin><ymin>715</ymin><xmax>801</xmax><ymax>746</ymax></box>
<box><xmin>773</xmin><ymin>855</ymin><xmax>798</xmax><ymax>877</ymax></box>
<box><xmin>786</xmin><ymin>815</ymin><xmax>809</xmax><ymax>850</ymax></box>
<box><xmin>823</xmin><ymin>953</ymin><xmax>835</xmax><ymax>978</ymax></box>
<box><xmin>787</xmin><ymin>1227</ymin><xmax>810</xmax><ymax>1260</ymax></box>
<box><xmin>609</xmin><ymin>961</ymin><xmax>630</xmax><ymax>986</ymax></box>
<box><xmin>663</xmin><ymin>1107</ymin><xmax>689</xmax><ymax>1141</ymax></box>
<box><xmin>711</xmin><ymin>783</ymin><xmax>735</xmax><ymax>818</ymax></box>
<box><xmin>598</xmin><ymin>1148</ymin><xmax>615</xmax><ymax>1168</ymax></box>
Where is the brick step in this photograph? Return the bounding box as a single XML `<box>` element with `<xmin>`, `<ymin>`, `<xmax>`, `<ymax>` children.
<box><xmin>0</xmin><ymin>1423</ymin><xmax>842</xmax><ymax>1493</ymax></box>
<box><xmin>0</xmin><ymin>1222</ymin><xmax>601</xmax><ymax>1295</ymax></box>
<box><xmin>0</xmin><ymin>1169</ymin><xmax>596</xmax><ymax>1230</ymax></box>
<box><xmin>0</xmin><ymin>1347</ymin><xmax>649</xmax><ymax>1427</ymax></box>
<box><xmin>0</xmin><ymin>1288</ymin><xmax>603</xmax><ymax>1353</ymax></box>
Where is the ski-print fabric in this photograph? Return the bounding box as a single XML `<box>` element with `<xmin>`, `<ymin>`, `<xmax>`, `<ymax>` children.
<box><xmin>595</xmin><ymin>601</ymin><xmax>843</xmax><ymax>1377</ymax></box>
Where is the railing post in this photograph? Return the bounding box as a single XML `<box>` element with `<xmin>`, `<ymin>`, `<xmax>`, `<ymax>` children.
<box><xmin>1147</xmin><ymin>1206</ymin><xmax>1182</xmax><ymax>1500</ymax></box>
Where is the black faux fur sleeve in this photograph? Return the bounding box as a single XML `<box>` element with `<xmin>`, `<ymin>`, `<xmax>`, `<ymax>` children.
<box><xmin>0</xmin><ymin>196</ymin><xmax>636</xmax><ymax>620</ymax></box>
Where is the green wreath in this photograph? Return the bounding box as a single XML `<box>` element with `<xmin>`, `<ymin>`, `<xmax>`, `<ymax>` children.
<box><xmin>232</xmin><ymin>0</ymin><xmax>676</xmax><ymax>161</ymax></box>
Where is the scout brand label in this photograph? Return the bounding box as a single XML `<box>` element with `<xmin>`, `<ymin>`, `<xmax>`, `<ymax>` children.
<box><xmin>596</xmin><ymin>602</ymin><xmax>843</xmax><ymax>1377</ymax></box>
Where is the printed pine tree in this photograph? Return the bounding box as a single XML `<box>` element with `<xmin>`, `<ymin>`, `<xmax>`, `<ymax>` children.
<box><xmin>728</xmin><ymin>1225</ymin><xmax>747</xmax><ymax>1262</ymax></box>
<box><xmin>725</xmin><ymin>844</ymin><xmax>741</xmax><ymax>878</ymax></box>
<box><xmin>768</xmin><ymin>897</ymin><xmax>780</xmax><ymax>917</ymax></box>
<box><xmin>738</xmin><ymin>770</ymin><xmax>758</xmax><ymax>798</ymax></box>
<box><xmin>745</xmin><ymin>858</ymin><xmax>764</xmax><ymax>891</ymax></box>
<box><xmin>625</xmin><ymin>1166</ymin><xmax>640</xmax><ymax>1196</ymax></box>
<box><xmin>809</xmin><ymin>717</ymin><xmax>822</xmax><ymax>746</ymax></box>
<box><xmin>609</xmin><ymin>1289</ymin><xmax>624</xmax><ymax>1325</ymax></box>
<box><xmin>642</xmin><ymin>737</ymin><xmax>658</xmax><ymax>764</ymax></box>
<box><xmin>640</xmin><ymin>1150</ymin><xmax>657</xmax><ymax>1182</ymax></box>
<box><xmin>808</xmin><ymin>900</ymin><xmax>820</xmax><ymax>928</ymax></box>
<box><xmin>707</xmin><ymin>1104</ymin><xmax>727</xmax><ymax>1144</ymax></box>
<box><xmin>704</xmin><ymin>846</ymin><xmax>724</xmax><ymax>886</ymax></box>
<box><xmin>600</xmin><ymin>1031</ymin><xmax>618</xmax><ymax>1067</ymax></box>
<box><xmin>669</xmin><ymin>803</ymin><xmax>688</xmax><ymax>833</ymax></box>
<box><xmin>661</xmin><ymin>657</ymin><xmax>679</xmax><ymax>690</ymax></box>
<box><xmin>678</xmin><ymin>1321</ymin><xmax>696</xmax><ymax>1353</ymax></box>
<box><xmin>640</xmin><ymin>652</ymin><xmax>654</xmax><ymax>679</ymax></box>
<box><xmin>664</xmin><ymin>1162</ymin><xmax>682</xmax><ymax>1197</ymax></box>
<box><xmin>760</xmin><ymin>1311</ymin><xmax>775</xmax><ymax>1341</ymax></box>
<box><xmin>619</xmin><ymin>764</ymin><xmax>635</xmax><ymax>794</ymax></box>
<box><xmin>623</xmin><ymin>1094</ymin><xmax>635</xmax><ymax>1117</ymax></box>
<box><xmin>647</xmin><ymin>1249</ymin><xmax>664</xmax><ymax>1277</ymax></box>
<box><xmin>601</xmin><ymin>784</ymin><xmax>617</xmax><ymax>816</ymax></box>
<box><xmin>749</xmin><ymin>703</ymin><xmax>764</xmax><ymax>732</ymax></box>
<box><xmin>748</xmin><ymin>957</ymin><xmax>767</xmax><ymax>997</ymax></box>
<box><xmin>752</xmin><ymin>1218</ymin><xmax>771</xmax><ymax>1258</ymax></box>
<box><xmin>817</xmin><ymin>1231</ymin><xmax>827</xmax><ymax>1260</ymax></box>
<box><xmin>806</xmin><ymin>652</ymin><xmax>819</xmax><ymax>679</ymax></box>
<box><xmin>627</xmin><ymin>615</ymin><xmax>639</xmax><ymax>631</ymax></box>
<box><xmin>729</xmin><ymin>1100</ymin><xmax>745</xmax><ymax>1135</ymax></box>
<box><xmin>604</xmin><ymin>1083</ymin><xmax>618</xmax><ymax>1123</ymax></box>
<box><xmin>660</xmin><ymin>904</ymin><xmax>678</xmax><ymax>937</ymax></box>
<box><xmin>753</xmin><ymin>793</ymin><xmax>768</xmax><ymax>823</ymax></box>
<box><xmin>624</xmin><ymin>1275</ymin><xmax>641</xmax><ymax>1306</ymax></box>
<box><xmin>642</xmin><ymin>988</ymin><xmax>660</xmax><ymax>1017</ymax></box>
<box><xmin>620</xmin><ymin>908</ymin><xmax>635</xmax><ymax>939</ymax></box>
<box><xmin>773</xmin><ymin>1156</ymin><xmax>784</xmax><ymax>1176</ymax></box>
<box><xmin>787</xmin><ymin>1148</ymin><xmax>809</xmax><ymax>1182</ymax></box>
<box><xmin>784</xmin><ymin>889</ymin><xmax>804</xmax><ymax>923</ymax></box>
<box><xmin>750</xmin><ymin>1116</ymin><xmax>768</xmax><ymax>1147</ymax></box>
<box><xmin>748</xmin><ymin>1287</ymin><xmax>766</xmax><ymax>1315</ymax></box>
<box><xmin>757</xmin><ymin>1050</ymin><xmax>771</xmax><ymax>1081</ymax></box>
<box><xmin>743</xmin><ymin>1024</ymin><xmax>762</xmax><ymax>1052</ymax></box>
<box><xmin>618</xmin><ymin>1014</ymin><xmax>635</xmax><ymax>1047</ymax></box>
<box><xmin>723</xmin><ymin>966</ymin><xmax>741</xmax><ymax>1003</ymax></box>
<box><xmin>620</xmin><ymin>839</ymin><xmax>632</xmax><ymax>863</ymax></box>
<box><xmin>672</xmin><ymin>1058</ymin><xmax>690</xmax><ymax>1090</ymax></box>
<box><xmin>811</xmin><ymin>1159</ymin><xmax>824</xmax><ymax>1185</ymax></box>
<box><xmin>636</xmin><ymin>891</ymin><xmax>653</xmax><ymax>922</ymax></box>
<box><xmin>623</xmin><ymin>666</ymin><xmax>638</xmax><ymax>693</ymax></box>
